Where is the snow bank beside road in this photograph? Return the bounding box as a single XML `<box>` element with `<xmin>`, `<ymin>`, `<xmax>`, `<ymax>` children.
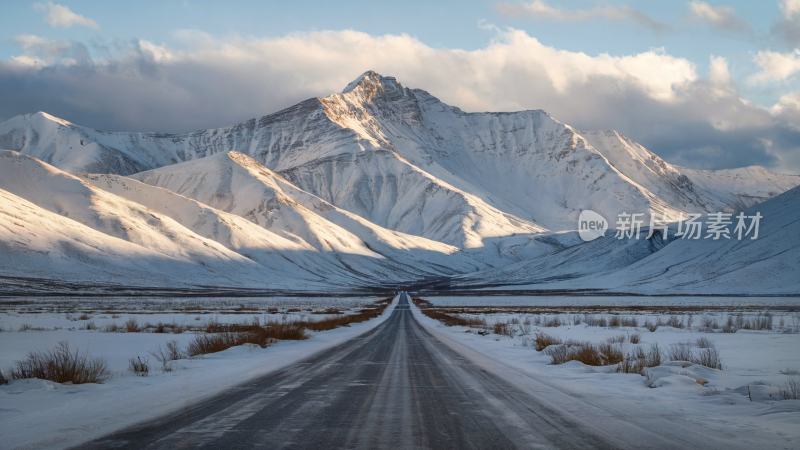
<box><xmin>0</xmin><ymin>295</ymin><xmax>398</xmax><ymax>450</ymax></box>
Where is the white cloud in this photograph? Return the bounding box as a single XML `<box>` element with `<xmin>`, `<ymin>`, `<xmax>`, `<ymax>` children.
<box><xmin>11</xmin><ymin>34</ymin><xmax>89</xmax><ymax>66</ymax></box>
<box><xmin>688</xmin><ymin>1</ymin><xmax>750</xmax><ymax>33</ymax></box>
<box><xmin>33</xmin><ymin>2</ymin><xmax>98</xmax><ymax>29</ymax></box>
<box><xmin>497</xmin><ymin>1</ymin><xmax>668</xmax><ymax>31</ymax></box>
<box><xmin>750</xmin><ymin>50</ymin><xmax>800</xmax><ymax>83</ymax></box>
<box><xmin>781</xmin><ymin>0</ymin><xmax>800</xmax><ymax>18</ymax></box>
<box><xmin>1</xmin><ymin>28</ymin><xmax>798</xmax><ymax>170</ymax></box>
<box><xmin>772</xmin><ymin>0</ymin><xmax>800</xmax><ymax>45</ymax></box>
<box><xmin>709</xmin><ymin>55</ymin><xmax>732</xmax><ymax>86</ymax></box>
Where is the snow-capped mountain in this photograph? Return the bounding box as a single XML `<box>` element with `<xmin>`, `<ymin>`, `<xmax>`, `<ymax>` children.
<box><xmin>0</xmin><ymin>71</ymin><xmax>798</xmax><ymax>293</ymax></box>
<box><xmin>3</xmin><ymin>71</ymin><xmax>795</xmax><ymax>246</ymax></box>
<box><xmin>0</xmin><ymin>151</ymin><xmax>289</xmax><ymax>288</ymax></box>
<box><xmin>0</xmin><ymin>150</ymin><xmax>481</xmax><ymax>289</ymax></box>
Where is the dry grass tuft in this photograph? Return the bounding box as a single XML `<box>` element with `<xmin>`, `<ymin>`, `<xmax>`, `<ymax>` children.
<box><xmin>607</xmin><ymin>334</ymin><xmax>626</xmax><ymax>344</ymax></box>
<box><xmin>781</xmin><ymin>378</ymin><xmax>800</xmax><ymax>400</ymax></box>
<box><xmin>151</xmin><ymin>340</ymin><xmax>183</xmax><ymax>371</ymax></box>
<box><xmin>696</xmin><ymin>347</ymin><xmax>723</xmax><ymax>370</ymax></box>
<box><xmin>303</xmin><ymin>300</ymin><xmax>391</xmax><ymax>331</ymax></box>
<box><xmin>544</xmin><ymin>316</ymin><xmax>562</xmax><ymax>327</ymax></box>
<box><xmin>669</xmin><ymin>342</ymin><xmax>694</xmax><ymax>362</ymax></box>
<box><xmin>618</xmin><ymin>344</ymin><xmax>661</xmax><ymax>374</ymax></box>
<box><xmin>188</xmin><ymin>297</ymin><xmax>392</xmax><ymax>356</ymax></box>
<box><xmin>546</xmin><ymin>342</ymin><xmax>623</xmax><ymax>366</ymax></box>
<box><xmin>125</xmin><ymin>318</ymin><xmax>140</xmax><ymax>333</ymax></box>
<box><xmin>414</xmin><ymin>298</ymin><xmax>486</xmax><ymax>328</ymax></box>
<box><xmin>534</xmin><ymin>332</ymin><xmax>561</xmax><ymax>351</ymax></box>
<box><xmin>669</xmin><ymin>341</ymin><xmax>723</xmax><ymax>369</ymax></box>
<box><xmin>621</xmin><ymin>317</ymin><xmax>639</xmax><ymax>327</ymax></box>
<box><xmin>129</xmin><ymin>356</ymin><xmax>149</xmax><ymax>376</ymax></box>
<box><xmin>493</xmin><ymin>321</ymin><xmax>513</xmax><ymax>336</ymax></box>
<box><xmin>695</xmin><ymin>337</ymin><xmax>713</xmax><ymax>348</ymax></box>
<box><xmin>12</xmin><ymin>341</ymin><xmax>108</xmax><ymax>384</ymax></box>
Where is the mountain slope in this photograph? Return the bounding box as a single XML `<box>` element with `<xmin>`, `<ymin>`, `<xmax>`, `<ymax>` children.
<box><xmin>83</xmin><ymin>173</ymin><xmax>373</xmax><ymax>285</ymax></box>
<box><xmin>0</xmin><ymin>150</ymin><xmax>318</xmax><ymax>288</ymax></box>
<box><xmin>459</xmin><ymin>185</ymin><xmax>800</xmax><ymax>295</ymax></box>
<box><xmin>133</xmin><ymin>151</ymin><xmax>484</xmax><ymax>276</ymax></box>
<box><xmin>614</xmin><ymin>185</ymin><xmax>800</xmax><ymax>294</ymax></box>
<box><xmin>0</xmin><ymin>187</ymin><xmax>202</xmax><ymax>285</ymax></box>
<box><xmin>580</xmin><ymin>130</ymin><xmax>798</xmax><ymax>213</ymax></box>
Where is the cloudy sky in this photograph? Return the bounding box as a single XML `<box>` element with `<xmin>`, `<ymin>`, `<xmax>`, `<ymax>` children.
<box><xmin>3</xmin><ymin>1</ymin><xmax>800</xmax><ymax>171</ymax></box>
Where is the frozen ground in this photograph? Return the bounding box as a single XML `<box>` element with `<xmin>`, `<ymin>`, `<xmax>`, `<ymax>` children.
<box><xmin>411</xmin><ymin>298</ymin><xmax>800</xmax><ymax>447</ymax></box>
<box><xmin>427</xmin><ymin>295</ymin><xmax>800</xmax><ymax>308</ymax></box>
<box><xmin>0</xmin><ymin>295</ymin><xmax>398</xmax><ymax>450</ymax></box>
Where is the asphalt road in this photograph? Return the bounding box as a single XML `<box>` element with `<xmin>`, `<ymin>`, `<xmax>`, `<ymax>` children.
<box><xmin>80</xmin><ymin>294</ymin><xmax>635</xmax><ymax>449</ymax></box>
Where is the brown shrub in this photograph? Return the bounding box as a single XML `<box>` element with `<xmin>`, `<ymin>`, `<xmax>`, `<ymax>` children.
<box><xmin>417</xmin><ymin>308</ymin><xmax>485</xmax><ymax>328</ymax></box>
<box><xmin>187</xmin><ymin>297</ymin><xmax>392</xmax><ymax>356</ymax></box>
<box><xmin>12</xmin><ymin>341</ymin><xmax>108</xmax><ymax>384</ymax></box>
<box><xmin>493</xmin><ymin>321</ymin><xmax>513</xmax><ymax>336</ymax></box>
<box><xmin>187</xmin><ymin>332</ymin><xmax>241</xmax><ymax>356</ymax></box>
<box><xmin>125</xmin><ymin>318</ymin><xmax>140</xmax><ymax>333</ymax></box>
<box><xmin>629</xmin><ymin>333</ymin><xmax>641</xmax><ymax>344</ymax></box>
<box><xmin>534</xmin><ymin>332</ymin><xmax>561</xmax><ymax>351</ymax></box>
<box><xmin>545</xmin><ymin>342</ymin><xmax>623</xmax><ymax>366</ymax></box>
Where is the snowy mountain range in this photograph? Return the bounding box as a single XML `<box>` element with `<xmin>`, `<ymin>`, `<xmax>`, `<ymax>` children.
<box><xmin>1</xmin><ymin>71</ymin><xmax>798</xmax><ymax>294</ymax></box>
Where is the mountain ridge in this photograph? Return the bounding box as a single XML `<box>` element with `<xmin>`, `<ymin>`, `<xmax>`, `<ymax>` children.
<box><xmin>0</xmin><ymin>71</ymin><xmax>798</xmax><ymax>293</ymax></box>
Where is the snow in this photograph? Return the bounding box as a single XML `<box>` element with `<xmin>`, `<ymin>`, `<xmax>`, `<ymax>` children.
<box><xmin>0</xmin><ymin>295</ymin><xmax>399</xmax><ymax>450</ymax></box>
<box><xmin>410</xmin><ymin>298</ymin><xmax>800</xmax><ymax>448</ymax></box>
<box><xmin>426</xmin><ymin>295</ymin><xmax>800</xmax><ymax>308</ymax></box>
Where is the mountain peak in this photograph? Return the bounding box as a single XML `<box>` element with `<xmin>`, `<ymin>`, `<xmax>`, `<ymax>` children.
<box><xmin>341</xmin><ymin>70</ymin><xmax>406</xmax><ymax>101</ymax></box>
<box><xmin>31</xmin><ymin>111</ymin><xmax>73</xmax><ymax>127</ymax></box>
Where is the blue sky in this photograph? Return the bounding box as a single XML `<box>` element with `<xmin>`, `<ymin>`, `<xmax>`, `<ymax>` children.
<box><xmin>2</xmin><ymin>1</ymin><xmax>800</xmax><ymax>170</ymax></box>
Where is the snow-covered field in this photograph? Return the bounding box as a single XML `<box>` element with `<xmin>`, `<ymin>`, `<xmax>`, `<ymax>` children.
<box><xmin>427</xmin><ymin>295</ymin><xmax>800</xmax><ymax>308</ymax></box>
<box><xmin>412</xmin><ymin>297</ymin><xmax>800</xmax><ymax>445</ymax></box>
<box><xmin>0</xmin><ymin>295</ymin><xmax>398</xmax><ymax>450</ymax></box>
